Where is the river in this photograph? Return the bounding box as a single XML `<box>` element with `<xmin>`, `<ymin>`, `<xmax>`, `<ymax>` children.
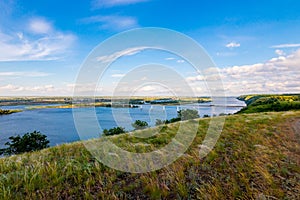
<box><xmin>0</xmin><ymin>97</ymin><xmax>245</xmax><ymax>147</ymax></box>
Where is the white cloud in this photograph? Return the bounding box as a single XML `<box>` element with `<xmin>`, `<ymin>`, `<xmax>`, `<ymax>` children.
<box><xmin>29</xmin><ymin>18</ymin><xmax>52</xmax><ymax>34</ymax></box>
<box><xmin>0</xmin><ymin>84</ymin><xmax>55</xmax><ymax>93</ymax></box>
<box><xmin>81</xmin><ymin>15</ymin><xmax>138</xmax><ymax>31</ymax></box>
<box><xmin>97</xmin><ymin>46</ymin><xmax>149</xmax><ymax>63</ymax></box>
<box><xmin>186</xmin><ymin>49</ymin><xmax>300</xmax><ymax>95</ymax></box>
<box><xmin>92</xmin><ymin>0</ymin><xmax>148</xmax><ymax>8</ymax></box>
<box><xmin>0</xmin><ymin>18</ymin><xmax>76</xmax><ymax>61</ymax></box>
<box><xmin>0</xmin><ymin>71</ymin><xmax>51</xmax><ymax>77</ymax></box>
<box><xmin>165</xmin><ymin>57</ymin><xmax>175</xmax><ymax>60</ymax></box>
<box><xmin>186</xmin><ymin>75</ymin><xmax>205</xmax><ymax>82</ymax></box>
<box><xmin>271</xmin><ymin>43</ymin><xmax>300</xmax><ymax>48</ymax></box>
<box><xmin>226</xmin><ymin>42</ymin><xmax>240</xmax><ymax>48</ymax></box>
<box><xmin>177</xmin><ymin>59</ymin><xmax>185</xmax><ymax>63</ymax></box>
<box><xmin>275</xmin><ymin>49</ymin><xmax>285</xmax><ymax>56</ymax></box>
<box><xmin>111</xmin><ymin>73</ymin><xmax>125</xmax><ymax>78</ymax></box>
<box><xmin>139</xmin><ymin>85</ymin><xmax>156</xmax><ymax>92</ymax></box>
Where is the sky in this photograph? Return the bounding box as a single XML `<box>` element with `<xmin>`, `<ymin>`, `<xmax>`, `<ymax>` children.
<box><xmin>0</xmin><ymin>0</ymin><xmax>300</xmax><ymax>96</ymax></box>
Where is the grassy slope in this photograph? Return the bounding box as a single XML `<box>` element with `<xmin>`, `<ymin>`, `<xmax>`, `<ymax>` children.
<box><xmin>0</xmin><ymin>111</ymin><xmax>300</xmax><ymax>199</ymax></box>
<box><xmin>237</xmin><ymin>94</ymin><xmax>300</xmax><ymax>114</ymax></box>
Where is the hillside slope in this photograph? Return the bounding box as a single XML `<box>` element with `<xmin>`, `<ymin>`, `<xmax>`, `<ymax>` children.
<box><xmin>237</xmin><ymin>94</ymin><xmax>300</xmax><ymax>113</ymax></box>
<box><xmin>0</xmin><ymin>111</ymin><xmax>299</xmax><ymax>199</ymax></box>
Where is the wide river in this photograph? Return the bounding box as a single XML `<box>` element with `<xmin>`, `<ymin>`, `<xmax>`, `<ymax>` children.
<box><xmin>0</xmin><ymin>97</ymin><xmax>245</xmax><ymax>147</ymax></box>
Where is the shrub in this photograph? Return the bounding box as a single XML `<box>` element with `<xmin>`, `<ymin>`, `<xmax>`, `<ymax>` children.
<box><xmin>177</xmin><ymin>109</ymin><xmax>200</xmax><ymax>120</ymax></box>
<box><xmin>166</xmin><ymin>117</ymin><xmax>181</xmax><ymax>123</ymax></box>
<box><xmin>0</xmin><ymin>131</ymin><xmax>49</xmax><ymax>155</ymax></box>
<box><xmin>132</xmin><ymin>120</ymin><xmax>149</xmax><ymax>130</ymax></box>
<box><xmin>102</xmin><ymin>127</ymin><xmax>126</xmax><ymax>136</ymax></box>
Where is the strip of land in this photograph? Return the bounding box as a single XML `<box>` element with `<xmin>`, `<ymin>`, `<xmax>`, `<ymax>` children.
<box><xmin>0</xmin><ymin>109</ymin><xmax>22</xmax><ymax>115</ymax></box>
<box><xmin>0</xmin><ymin>96</ymin><xmax>212</xmax><ymax>109</ymax></box>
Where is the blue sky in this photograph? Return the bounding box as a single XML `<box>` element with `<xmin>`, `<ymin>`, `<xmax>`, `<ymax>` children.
<box><xmin>0</xmin><ymin>0</ymin><xmax>300</xmax><ymax>96</ymax></box>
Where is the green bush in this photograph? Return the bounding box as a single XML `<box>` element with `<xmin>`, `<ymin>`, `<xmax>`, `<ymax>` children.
<box><xmin>155</xmin><ymin>109</ymin><xmax>200</xmax><ymax>126</ymax></box>
<box><xmin>166</xmin><ymin>117</ymin><xmax>181</xmax><ymax>123</ymax></box>
<box><xmin>102</xmin><ymin>127</ymin><xmax>126</xmax><ymax>136</ymax></box>
<box><xmin>0</xmin><ymin>131</ymin><xmax>49</xmax><ymax>155</ymax></box>
<box><xmin>177</xmin><ymin>109</ymin><xmax>200</xmax><ymax>120</ymax></box>
<box><xmin>132</xmin><ymin>120</ymin><xmax>149</xmax><ymax>130</ymax></box>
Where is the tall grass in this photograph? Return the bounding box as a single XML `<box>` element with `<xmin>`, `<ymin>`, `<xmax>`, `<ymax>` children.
<box><xmin>0</xmin><ymin>111</ymin><xmax>299</xmax><ymax>199</ymax></box>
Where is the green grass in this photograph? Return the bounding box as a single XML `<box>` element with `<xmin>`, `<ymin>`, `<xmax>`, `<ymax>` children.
<box><xmin>0</xmin><ymin>111</ymin><xmax>299</xmax><ymax>199</ymax></box>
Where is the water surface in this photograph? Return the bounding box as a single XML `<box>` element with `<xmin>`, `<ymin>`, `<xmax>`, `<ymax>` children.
<box><xmin>0</xmin><ymin>97</ymin><xmax>245</xmax><ymax>147</ymax></box>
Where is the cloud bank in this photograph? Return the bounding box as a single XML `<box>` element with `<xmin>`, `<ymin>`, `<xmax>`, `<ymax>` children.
<box><xmin>187</xmin><ymin>49</ymin><xmax>300</xmax><ymax>95</ymax></box>
<box><xmin>0</xmin><ymin>18</ymin><xmax>76</xmax><ymax>61</ymax></box>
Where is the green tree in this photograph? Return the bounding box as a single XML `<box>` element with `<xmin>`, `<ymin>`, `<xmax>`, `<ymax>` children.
<box><xmin>132</xmin><ymin>120</ymin><xmax>149</xmax><ymax>130</ymax></box>
<box><xmin>177</xmin><ymin>109</ymin><xmax>200</xmax><ymax>120</ymax></box>
<box><xmin>0</xmin><ymin>131</ymin><xmax>50</xmax><ymax>156</ymax></box>
<box><xmin>102</xmin><ymin>127</ymin><xmax>126</xmax><ymax>136</ymax></box>
<box><xmin>166</xmin><ymin>117</ymin><xmax>181</xmax><ymax>123</ymax></box>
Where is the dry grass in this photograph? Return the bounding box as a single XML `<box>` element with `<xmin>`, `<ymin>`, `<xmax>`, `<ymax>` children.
<box><xmin>0</xmin><ymin>111</ymin><xmax>299</xmax><ymax>199</ymax></box>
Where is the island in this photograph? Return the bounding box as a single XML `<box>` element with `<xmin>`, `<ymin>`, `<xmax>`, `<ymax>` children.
<box><xmin>0</xmin><ymin>109</ymin><xmax>22</xmax><ymax>115</ymax></box>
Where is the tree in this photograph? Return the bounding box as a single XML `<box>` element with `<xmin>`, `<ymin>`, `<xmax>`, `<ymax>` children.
<box><xmin>177</xmin><ymin>109</ymin><xmax>200</xmax><ymax>120</ymax></box>
<box><xmin>166</xmin><ymin>117</ymin><xmax>181</xmax><ymax>123</ymax></box>
<box><xmin>102</xmin><ymin>127</ymin><xmax>126</xmax><ymax>136</ymax></box>
<box><xmin>132</xmin><ymin>120</ymin><xmax>148</xmax><ymax>130</ymax></box>
<box><xmin>154</xmin><ymin>109</ymin><xmax>200</xmax><ymax>127</ymax></box>
<box><xmin>0</xmin><ymin>131</ymin><xmax>49</xmax><ymax>156</ymax></box>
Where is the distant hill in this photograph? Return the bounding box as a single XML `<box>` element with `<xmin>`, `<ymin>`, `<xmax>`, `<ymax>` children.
<box><xmin>237</xmin><ymin>94</ymin><xmax>300</xmax><ymax>113</ymax></box>
<box><xmin>0</xmin><ymin>111</ymin><xmax>299</xmax><ymax>199</ymax></box>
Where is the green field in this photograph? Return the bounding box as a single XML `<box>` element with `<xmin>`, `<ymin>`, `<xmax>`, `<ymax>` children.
<box><xmin>0</xmin><ymin>111</ymin><xmax>299</xmax><ymax>199</ymax></box>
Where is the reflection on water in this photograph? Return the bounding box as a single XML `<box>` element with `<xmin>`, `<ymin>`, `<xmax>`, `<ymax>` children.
<box><xmin>0</xmin><ymin>97</ymin><xmax>245</xmax><ymax>147</ymax></box>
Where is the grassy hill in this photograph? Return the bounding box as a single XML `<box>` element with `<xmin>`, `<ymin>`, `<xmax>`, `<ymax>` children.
<box><xmin>0</xmin><ymin>111</ymin><xmax>299</xmax><ymax>199</ymax></box>
<box><xmin>237</xmin><ymin>94</ymin><xmax>300</xmax><ymax>114</ymax></box>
